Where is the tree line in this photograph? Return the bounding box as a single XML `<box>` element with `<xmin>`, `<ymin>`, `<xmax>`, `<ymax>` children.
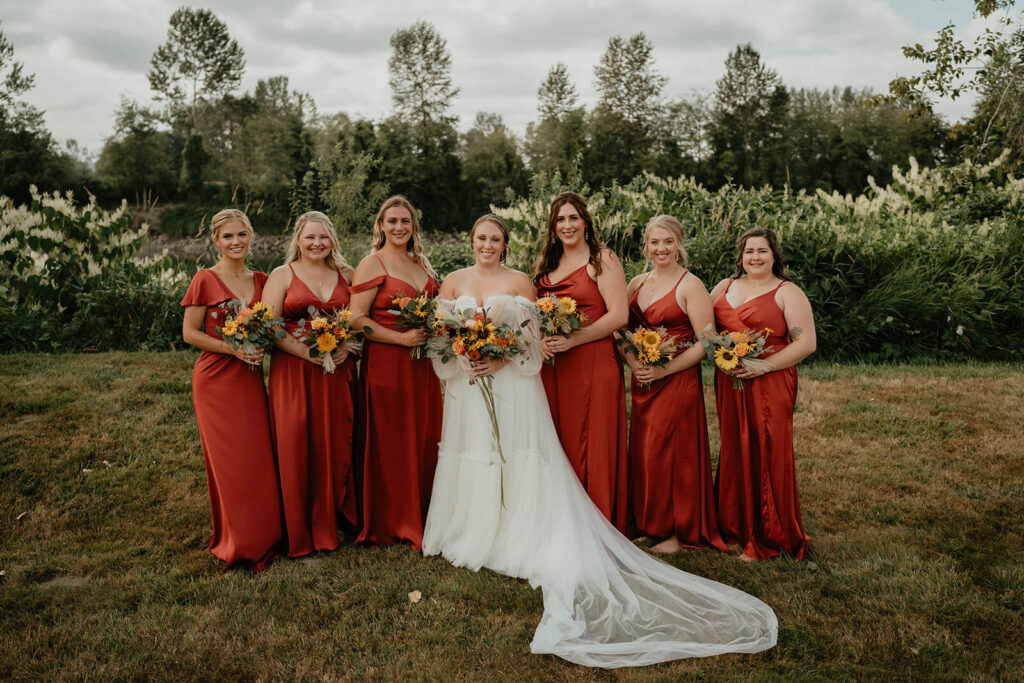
<box><xmin>1</xmin><ymin>2</ymin><xmax>1021</xmax><ymax>233</ymax></box>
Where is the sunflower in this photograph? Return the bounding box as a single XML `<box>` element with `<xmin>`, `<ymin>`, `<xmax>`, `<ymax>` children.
<box><xmin>715</xmin><ymin>346</ymin><xmax>739</xmax><ymax>370</ymax></box>
<box><xmin>643</xmin><ymin>347</ymin><xmax>661</xmax><ymax>364</ymax></box>
<box><xmin>337</xmin><ymin>309</ymin><xmax>352</xmax><ymax>322</ymax></box>
<box><xmin>557</xmin><ymin>297</ymin><xmax>577</xmax><ymax>315</ymax></box>
<box><xmin>316</xmin><ymin>332</ymin><xmax>338</xmax><ymax>353</ymax></box>
<box><xmin>222</xmin><ymin>321</ymin><xmax>239</xmax><ymax>337</ymax></box>
<box><xmin>537</xmin><ymin>297</ymin><xmax>556</xmax><ymax>313</ymax></box>
<box><xmin>641</xmin><ymin>330</ymin><xmax>662</xmax><ymax>348</ymax></box>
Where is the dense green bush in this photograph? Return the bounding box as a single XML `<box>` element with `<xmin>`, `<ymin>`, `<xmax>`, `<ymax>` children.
<box><xmin>0</xmin><ymin>188</ymin><xmax>188</xmax><ymax>352</ymax></box>
<box><xmin>495</xmin><ymin>154</ymin><xmax>1024</xmax><ymax>361</ymax></box>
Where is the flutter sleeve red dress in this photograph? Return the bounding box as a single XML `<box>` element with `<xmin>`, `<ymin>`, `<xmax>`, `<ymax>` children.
<box><xmin>537</xmin><ymin>264</ymin><xmax>628</xmax><ymax>534</ymax></box>
<box><xmin>712</xmin><ymin>279</ymin><xmax>810</xmax><ymax>560</ymax></box>
<box><xmin>352</xmin><ymin>258</ymin><xmax>442</xmax><ymax>551</ymax></box>
<box><xmin>180</xmin><ymin>269</ymin><xmax>283</xmax><ymax>570</ymax></box>
<box><xmin>267</xmin><ymin>266</ymin><xmax>359</xmax><ymax>557</ymax></box>
<box><xmin>628</xmin><ymin>274</ymin><xmax>726</xmax><ymax>551</ymax></box>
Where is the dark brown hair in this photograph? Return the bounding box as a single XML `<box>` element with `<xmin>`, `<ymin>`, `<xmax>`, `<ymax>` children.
<box><xmin>533</xmin><ymin>192</ymin><xmax>604</xmax><ymax>282</ymax></box>
<box><xmin>732</xmin><ymin>227</ymin><xmax>790</xmax><ymax>281</ymax></box>
<box><xmin>470</xmin><ymin>214</ymin><xmax>510</xmax><ymax>263</ymax></box>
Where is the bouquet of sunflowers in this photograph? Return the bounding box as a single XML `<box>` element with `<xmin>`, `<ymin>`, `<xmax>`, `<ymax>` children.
<box><xmin>617</xmin><ymin>326</ymin><xmax>680</xmax><ymax>388</ymax></box>
<box><xmin>698</xmin><ymin>324</ymin><xmax>774</xmax><ymax>390</ymax></box>
<box><xmin>294</xmin><ymin>306</ymin><xmax>363</xmax><ymax>374</ymax></box>
<box><xmin>212</xmin><ymin>299</ymin><xmax>285</xmax><ymax>370</ymax></box>
<box><xmin>426</xmin><ymin>303</ymin><xmax>527</xmax><ymax>505</ymax></box>
<box><xmin>532</xmin><ymin>296</ymin><xmax>588</xmax><ymax>364</ymax></box>
<box><xmin>388</xmin><ymin>292</ymin><xmax>437</xmax><ymax>358</ymax></box>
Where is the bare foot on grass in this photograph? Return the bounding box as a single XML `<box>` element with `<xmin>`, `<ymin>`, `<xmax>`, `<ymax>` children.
<box><xmin>651</xmin><ymin>536</ymin><xmax>682</xmax><ymax>554</ymax></box>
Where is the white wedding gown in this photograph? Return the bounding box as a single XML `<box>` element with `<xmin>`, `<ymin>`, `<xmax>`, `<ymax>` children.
<box><xmin>422</xmin><ymin>295</ymin><xmax>777</xmax><ymax>668</ymax></box>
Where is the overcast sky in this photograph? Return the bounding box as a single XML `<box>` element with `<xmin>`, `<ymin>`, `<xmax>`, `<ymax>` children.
<box><xmin>0</xmin><ymin>0</ymin><xmax>1000</xmax><ymax>155</ymax></box>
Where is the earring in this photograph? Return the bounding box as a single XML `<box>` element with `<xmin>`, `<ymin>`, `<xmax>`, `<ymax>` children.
<box><xmin>585</xmin><ymin>228</ymin><xmax>591</xmax><ymax>241</ymax></box>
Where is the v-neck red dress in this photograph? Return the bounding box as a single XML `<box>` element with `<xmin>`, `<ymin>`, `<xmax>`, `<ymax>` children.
<box><xmin>351</xmin><ymin>257</ymin><xmax>442</xmax><ymax>551</ymax></box>
<box><xmin>267</xmin><ymin>265</ymin><xmax>359</xmax><ymax>557</ymax></box>
<box><xmin>180</xmin><ymin>268</ymin><xmax>283</xmax><ymax>570</ymax></box>
<box><xmin>712</xmin><ymin>278</ymin><xmax>809</xmax><ymax>560</ymax></box>
<box><xmin>627</xmin><ymin>274</ymin><xmax>726</xmax><ymax>551</ymax></box>
<box><xmin>537</xmin><ymin>264</ymin><xmax>628</xmax><ymax>534</ymax></box>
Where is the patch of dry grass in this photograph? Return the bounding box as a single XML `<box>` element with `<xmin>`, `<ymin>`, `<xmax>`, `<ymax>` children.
<box><xmin>1</xmin><ymin>354</ymin><xmax>1022</xmax><ymax>679</ymax></box>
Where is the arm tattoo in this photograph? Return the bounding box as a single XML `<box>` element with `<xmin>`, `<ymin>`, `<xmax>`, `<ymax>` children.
<box><xmin>790</xmin><ymin>326</ymin><xmax>804</xmax><ymax>340</ymax></box>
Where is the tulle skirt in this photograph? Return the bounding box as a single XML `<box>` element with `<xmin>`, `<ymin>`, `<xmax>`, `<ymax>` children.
<box><xmin>423</xmin><ymin>366</ymin><xmax>777</xmax><ymax>668</ymax></box>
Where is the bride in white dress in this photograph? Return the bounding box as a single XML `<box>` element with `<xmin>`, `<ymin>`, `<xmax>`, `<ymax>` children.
<box><xmin>422</xmin><ymin>215</ymin><xmax>777</xmax><ymax>668</ymax></box>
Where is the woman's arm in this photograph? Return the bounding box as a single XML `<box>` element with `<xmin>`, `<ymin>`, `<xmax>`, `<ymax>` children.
<box><xmin>182</xmin><ymin>305</ymin><xmax>263</xmax><ymax>365</ymax></box>
<box><xmin>614</xmin><ymin>273</ymin><xmax>645</xmax><ymax>369</ymax></box>
<box><xmin>733</xmin><ymin>283</ymin><xmax>817</xmax><ymax>379</ymax></box>
<box><xmin>349</xmin><ymin>257</ymin><xmax>427</xmax><ymax>348</ymax></box>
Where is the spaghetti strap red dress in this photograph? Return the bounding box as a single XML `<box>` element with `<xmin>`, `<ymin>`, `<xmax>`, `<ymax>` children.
<box><xmin>267</xmin><ymin>266</ymin><xmax>358</xmax><ymax>557</ymax></box>
<box><xmin>352</xmin><ymin>258</ymin><xmax>442</xmax><ymax>550</ymax></box>
<box><xmin>537</xmin><ymin>265</ymin><xmax>628</xmax><ymax>534</ymax></box>
<box><xmin>628</xmin><ymin>274</ymin><xmax>726</xmax><ymax>550</ymax></box>
<box><xmin>712</xmin><ymin>279</ymin><xmax>810</xmax><ymax>560</ymax></box>
<box><xmin>180</xmin><ymin>269</ymin><xmax>283</xmax><ymax>570</ymax></box>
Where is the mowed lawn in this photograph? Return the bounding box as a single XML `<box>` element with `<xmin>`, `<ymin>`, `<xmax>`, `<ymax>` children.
<box><xmin>1</xmin><ymin>353</ymin><xmax>1021</xmax><ymax>680</ymax></box>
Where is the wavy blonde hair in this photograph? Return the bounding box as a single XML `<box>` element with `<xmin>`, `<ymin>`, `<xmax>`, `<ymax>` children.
<box><xmin>643</xmin><ymin>214</ymin><xmax>689</xmax><ymax>269</ymax></box>
<box><xmin>210</xmin><ymin>208</ymin><xmax>253</xmax><ymax>239</ymax></box>
<box><xmin>371</xmin><ymin>195</ymin><xmax>437</xmax><ymax>280</ymax></box>
<box><xmin>286</xmin><ymin>211</ymin><xmax>351</xmax><ymax>271</ymax></box>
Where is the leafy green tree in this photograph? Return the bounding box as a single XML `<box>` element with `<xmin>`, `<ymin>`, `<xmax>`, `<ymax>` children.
<box><xmin>650</xmin><ymin>92</ymin><xmax>712</xmax><ymax>181</ymax></box>
<box><xmin>461</xmin><ymin>112</ymin><xmax>528</xmax><ymax>215</ymax></box>
<box><xmin>524</xmin><ymin>63</ymin><xmax>586</xmax><ymax>178</ymax></box>
<box><xmin>96</xmin><ymin>97</ymin><xmax>178</xmax><ymax>203</ymax></box>
<box><xmin>888</xmin><ymin>0</ymin><xmax>1022</xmax><ymax>168</ymax></box>
<box><xmin>587</xmin><ymin>33</ymin><xmax>667</xmax><ymax>187</ymax></box>
<box><xmin>388</xmin><ymin>20</ymin><xmax>459</xmax><ymax>129</ymax></box>
<box><xmin>707</xmin><ymin>43</ymin><xmax>789</xmax><ymax>188</ymax></box>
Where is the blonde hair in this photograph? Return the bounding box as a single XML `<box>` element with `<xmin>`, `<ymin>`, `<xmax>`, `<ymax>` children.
<box><xmin>286</xmin><ymin>211</ymin><xmax>351</xmax><ymax>271</ymax></box>
<box><xmin>372</xmin><ymin>195</ymin><xmax>437</xmax><ymax>280</ymax></box>
<box><xmin>210</xmin><ymin>208</ymin><xmax>253</xmax><ymax>239</ymax></box>
<box><xmin>643</xmin><ymin>214</ymin><xmax>689</xmax><ymax>269</ymax></box>
<box><xmin>470</xmin><ymin>214</ymin><xmax>510</xmax><ymax>263</ymax></box>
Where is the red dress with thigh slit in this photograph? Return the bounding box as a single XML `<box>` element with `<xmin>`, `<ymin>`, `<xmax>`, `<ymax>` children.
<box><xmin>267</xmin><ymin>266</ymin><xmax>358</xmax><ymax>557</ymax></box>
<box><xmin>628</xmin><ymin>274</ymin><xmax>726</xmax><ymax>550</ymax></box>
<box><xmin>712</xmin><ymin>279</ymin><xmax>810</xmax><ymax>560</ymax></box>
<box><xmin>181</xmin><ymin>269</ymin><xmax>283</xmax><ymax>570</ymax></box>
<box><xmin>352</xmin><ymin>259</ymin><xmax>442</xmax><ymax>550</ymax></box>
<box><xmin>537</xmin><ymin>265</ymin><xmax>628</xmax><ymax>534</ymax></box>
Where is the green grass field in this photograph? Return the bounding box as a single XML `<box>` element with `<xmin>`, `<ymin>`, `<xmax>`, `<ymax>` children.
<box><xmin>1</xmin><ymin>354</ymin><xmax>1022</xmax><ymax>680</ymax></box>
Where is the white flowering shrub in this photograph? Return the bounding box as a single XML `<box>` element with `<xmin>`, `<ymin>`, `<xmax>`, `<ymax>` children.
<box><xmin>0</xmin><ymin>187</ymin><xmax>189</xmax><ymax>351</ymax></box>
<box><xmin>495</xmin><ymin>156</ymin><xmax>1024</xmax><ymax>360</ymax></box>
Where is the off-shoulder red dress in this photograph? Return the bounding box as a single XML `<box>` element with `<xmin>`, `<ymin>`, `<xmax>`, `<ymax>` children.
<box><xmin>628</xmin><ymin>274</ymin><xmax>726</xmax><ymax>550</ymax></box>
<box><xmin>712</xmin><ymin>279</ymin><xmax>810</xmax><ymax>560</ymax></box>
<box><xmin>352</xmin><ymin>257</ymin><xmax>442</xmax><ymax>550</ymax></box>
<box><xmin>180</xmin><ymin>269</ymin><xmax>283</xmax><ymax>570</ymax></box>
<box><xmin>267</xmin><ymin>266</ymin><xmax>358</xmax><ymax>557</ymax></box>
<box><xmin>537</xmin><ymin>264</ymin><xmax>628</xmax><ymax>534</ymax></box>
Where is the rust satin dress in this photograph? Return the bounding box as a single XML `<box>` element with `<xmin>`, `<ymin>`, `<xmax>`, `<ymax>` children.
<box><xmin>352</xmin><ymin>257</ymin><xmax>442</xmax><ymax>550</ymax></box>
<box><xmin>537</xmin><ymin>264</ymin><xmax>628</xmax><ymax>534</ymax></box>
<box><xmin>712</xmin><ymin>279</ymin><xmax>810</xmax><ymax>560</ymax></box>
<box><xmin>628</xmin><ymin>274</ymin><xmax>726</xmax><ymax>551</ymax></box>
<box><xmin>267</xmin><ymin>266</ymin><xmax>358</xmax><ymax>557</ymax></box>
<box><xmin>180</xmin><ymin>269</ymin><xmax>284</xmax><ymax>570</ymax></box>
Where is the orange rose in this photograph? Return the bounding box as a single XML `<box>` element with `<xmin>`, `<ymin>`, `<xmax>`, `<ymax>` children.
<box><xmin>734</xmin><ymin>342</ymin><xmax>750</xmax><ymax>357</ymax></box>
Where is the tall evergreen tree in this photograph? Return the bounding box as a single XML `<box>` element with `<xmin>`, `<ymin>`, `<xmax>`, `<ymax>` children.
<box><xmin>388</xmin><ymin>20</ymin><xmax>460</xmax><ymax>129</ymax></box>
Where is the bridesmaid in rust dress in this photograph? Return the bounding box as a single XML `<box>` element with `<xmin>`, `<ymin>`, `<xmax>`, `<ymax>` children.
<box><xmin>710</xmin><ymin>227</ymin><xmax>817</xmax><ymax>561</ymax></box>
<box><xmin>622</xmin><ymin>215</ymin><xmax>726</xmax><ymax>554</ymax></box>
<box><xmin>263</xmin><ymin>211</ymin><xmax>358</xmax><ymax>557</ymax></box>
<box><xmin>181</xmin><ymin>209</ymin><xmax>283</xmax><ymax>570</ymax></box>
<box><xmin>534</xmin><ymin>192</ymin><xmax>629</xmax><ymax>534</ymax></box>
<box><xmin>350</xmin><ymin>195</ymin><xmax>442</xmax><ymax>551</ymax></box>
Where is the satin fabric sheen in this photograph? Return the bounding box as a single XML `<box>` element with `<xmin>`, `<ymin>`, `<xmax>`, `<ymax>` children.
<box><xmin>537</xmin><ymin>264</ymin><xmax>629</xmax><ymax>534</ymax></box>
<box><xmin>180</xmin><ymin>269</ymin><xmax>283</xmax><ymax>570</ymax></box>
<box><xmin>712</xmin><ymin>279</ymin><xmax>810</xmax><ymax>560</ymax></box>
<box><xmin>267</xmin><ymin>267</ymin><xmax>358</xmax><ymax>557</ymax></box>
<box><xmin>352</xmin><ymin>264</ymin><xmax>442</xmax><ymax>550</ymax></box>
<box><xmin>627</xmin><ymin>275</ymin><xmax>726</xmax><ymax>551</ymax></box>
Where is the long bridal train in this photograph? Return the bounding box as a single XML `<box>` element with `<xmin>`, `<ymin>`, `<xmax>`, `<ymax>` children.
<box><xmin>423</xmin><ymin>296</ymin><xmax>776</xmax><ymax>668</ymax></box>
